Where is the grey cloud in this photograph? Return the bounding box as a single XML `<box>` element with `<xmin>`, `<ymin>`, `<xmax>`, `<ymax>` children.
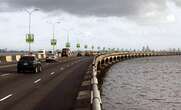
<box><xmin>173</xmin><ymin>0</ymin><xmax>181</xmax><ymax>6</ymax></box>
<box><xmin>1</xmin><ymin>0</ymin><xmax>168</xmax><ymax>17</ymax></box>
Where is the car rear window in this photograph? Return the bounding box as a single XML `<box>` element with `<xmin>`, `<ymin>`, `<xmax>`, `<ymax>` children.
<box><xmin>62</xmin><ymin>48</ymin><xmax>70</xmax><ymax>52</ymax></box>
<box><xmin>20</xmin><ymin>56</ymin><xmax>35</xmax><ymax>61</ymax></box>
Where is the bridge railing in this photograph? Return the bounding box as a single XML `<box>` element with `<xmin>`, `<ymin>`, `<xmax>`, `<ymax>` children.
<box><xmin>91</xmin><ymin>51</ymin><xmax>181</xmax><ymax>110</ymax></box>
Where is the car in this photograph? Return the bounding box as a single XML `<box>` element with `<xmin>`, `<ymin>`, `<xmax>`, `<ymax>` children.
<box><xmin>77</xmin><ymin>52</ymin><xmax>83</xmax><ymax>57</ymax></box>
<box><xmin>17</xmin><ymin>55</ymin><xmax>42</xmax><ymax>73</ymax></box>
<box><xmin>37</xmin><ymin>49</ymin><xmax>46</xmax><ymax>59</ymax></box>
<box><xmin>61</xmin><ymin>48</ymin><xmax>71</xmax><ymax>57</ymax></box>
<box><xmin>46</xmin><ymin>53</ymin><xmax>58</xmax><ymax>63</ymax></box>
<box><xmin>85</xmin><ymin>51</ymin><xmax>91</xmax><ymax>56</ymax></box>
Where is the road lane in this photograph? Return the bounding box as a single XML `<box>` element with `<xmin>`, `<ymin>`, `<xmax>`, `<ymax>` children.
<box><xmin>0</xmin><ymin>57</ymin><xmax>82</xmax><ymax>98</ymax></box>
<box><xmin>34</xmin><ymin>58</ymin><xmax>93</xmax><ymax>110</ymax></box>
<box><xmin>0</xmin><ymin>56</ymin><xmax>93</xmax><ymax>110</ymax></box>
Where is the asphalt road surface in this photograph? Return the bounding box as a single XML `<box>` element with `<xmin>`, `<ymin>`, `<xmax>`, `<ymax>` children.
<box><xmin>0</xmin><ymin>56</ymin><xmax>93</xmax><ymax>110</ymax></box>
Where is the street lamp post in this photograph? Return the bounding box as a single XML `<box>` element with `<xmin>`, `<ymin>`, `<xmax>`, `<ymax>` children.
<box><xmin>64</xmin><ymin>28</ymin><xmax>73</xmax><ymax>49</ymax></box>
<box><xmin>47</xmin><ymin>21</ymin><xmax>60</xmax><ymax>53</ymax></box>
<box><xmin>91</xmin><ymin>45</ymin><xmax>94</xmax><ymax>51</ymax></box>
<box><xmin>76</xmin><ymin>43</ymin><xmax>80</xmax><ymax>51</ymax></box>
<box><xmin>25</xmin><ymin>8</ymin><xmax>39</xmax><ymax>53</ymax></box>
<box><xmin>65</xmin><ymin>32</ymin><xmax>71</xmax><ymax>48</ymax></box>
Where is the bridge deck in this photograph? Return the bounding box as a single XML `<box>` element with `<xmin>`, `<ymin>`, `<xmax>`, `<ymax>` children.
<box><xmin>0</xmin><ymin>57</ymin><xmax>93</xmax><ymax>110</ymax></box>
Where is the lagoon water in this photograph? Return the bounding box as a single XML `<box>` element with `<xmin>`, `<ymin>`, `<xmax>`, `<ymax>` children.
<box><xmin>102</xmin><ymin>56</ymin><xmax>181</xmax><ymax>110</ymax></box>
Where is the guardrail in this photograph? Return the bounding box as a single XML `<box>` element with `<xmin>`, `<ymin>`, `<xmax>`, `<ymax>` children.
<box><xmin>91</xmin><ymin>51</ymin><xmax>181</xmax><ymax>110</ymax></box>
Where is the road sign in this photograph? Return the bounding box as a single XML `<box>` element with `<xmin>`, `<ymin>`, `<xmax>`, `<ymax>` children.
<box><xmin>26</xmin><ymin>34</ymin><xmax>34</xmax><ymax>43</ymax></box>
<box><xmin>103</xmin><ymin>47</ymin><xmax>106</xmax><ymax>51</ymax></box>
<box><xmin>76</xmin><ymin>43</ymin><xmax>80</xmax><ymax>48</ymax></box>
<box><xmin>84</xmin><ymin>45</ymin><xmax>88</xmax><ymax>49</ymax></box>
<box><xmin>51</xmin><ymin>39</ymin><xmax>57</xmax><ymax>46</ymax></box>
<box><xmin>91</xmin><ymin>45</ymin><xmax>94</xmax><ymax>50</ymax></box>
<box><xmin>66</xmin><ymin>42</ymin><xmax>70</xmax><ymax>48</ymax></box>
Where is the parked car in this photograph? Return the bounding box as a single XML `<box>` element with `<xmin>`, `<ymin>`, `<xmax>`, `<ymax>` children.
<box><xmin>61</xmin><ymin>48</ymin><xmax>71</xmax><ymax>57</ymax></box>
<box><xmin>17</xmin><ymin>55</ymin><xmax>42</xmax><ymax>73</ymax></box>
<box><xmin>46</xmin><ymin>53</ymin><xmax>58</xmax><ymax>62</ymax></box>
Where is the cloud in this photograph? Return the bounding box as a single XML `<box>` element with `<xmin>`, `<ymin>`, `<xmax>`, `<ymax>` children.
<box><xmin>1</xmin><ymin>0</ymin><xmax>180</xmax><ymax>25</ymax></box>
<box><xmin>1</xmin><ymin>0</ymin><xmax>168</xmax><ymax>17</ymax></box>
<box><xmin>173</xmin><ymin>0</ymin><xmax>181</xmax><ymax>6</ymax></box>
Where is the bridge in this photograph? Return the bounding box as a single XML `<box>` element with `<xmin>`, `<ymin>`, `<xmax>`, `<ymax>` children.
<box><xmin>0</xmin><ymin>51</ymin><xmax>180</xmax><ymax>110</ymax></box>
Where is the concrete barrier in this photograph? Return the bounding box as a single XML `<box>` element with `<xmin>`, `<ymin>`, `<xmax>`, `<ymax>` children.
<box><xmin>12</xmin><ymin>55</ymin><xmax>17</xmax><ymax>62</ymax></box>
<box><xmin>0</xmin><ymin>54</ymin><xmax>23</xmax><ymax>63</ymax></box>
<box><xmin>0</xmin><ymin>53</ymin><xmax>48</xmax><ymax>63</ymax></box>
<box><xmin>0</xmin><ymin>56</ymin><xmax>6</xmax><ymax>63</ymax></box>
<box><xmin>6</xmin><ymin>56</ymin><xmax>12</xmax><ymax>62</ymax></box>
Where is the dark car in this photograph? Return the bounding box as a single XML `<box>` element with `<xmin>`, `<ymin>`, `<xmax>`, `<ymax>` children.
<box><xmin>17</xmin><ymin>55</ymin><xmax>42</xmax><ymax>73</ymax></box>
<box><xmin>61</xmin><ymin>48</ymin><xmax>71</xmax><ymax>57</ymax></box>
<box><xmin>77</xmin><ymin>52</ymin><xmax>83</xmax><ymax>57</ymax></box>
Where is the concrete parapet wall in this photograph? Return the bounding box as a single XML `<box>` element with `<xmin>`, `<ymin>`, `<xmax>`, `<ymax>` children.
<box><xmin>0</xmin><ymin>56</ymin><xmax>6</xmax><ymax>63</ymax></box>
<box><xmin>12</xmin><ymin>55</ymin><xmax>17</xmax><ymax>62</ymax></box>
<box><xmin>6</xmin><ymin>56</ymin><xmax>12</xmax><ymax>62</ymax></box>
<box><xmin>0</xmin><ymin>53</ymin><xmax>48</xmax><ymax>63</ymax></box>
<box><xmin>0</xmin><ymin>54</ymin><xmax>22</xmax><ymax>63</ymax></box>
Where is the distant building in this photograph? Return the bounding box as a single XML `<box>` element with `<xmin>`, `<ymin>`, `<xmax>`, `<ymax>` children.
<box><xmin>0</xmin><ymin>48</ymin><xmax>7</xmax><ymax>53</ymax></box>
<box><xmin>142</xmin><ymin>45</ymin><xmax>151</xmax><ymax>52</ymax></box>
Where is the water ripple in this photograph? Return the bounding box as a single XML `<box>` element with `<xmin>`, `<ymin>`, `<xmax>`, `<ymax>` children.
<box><xmin>102</xmin><ymin>56</ymin><xmax>181</xmax><ymax>110</ymax></box>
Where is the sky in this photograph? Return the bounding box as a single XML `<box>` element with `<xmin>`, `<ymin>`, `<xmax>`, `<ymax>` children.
<box><xmin>0</xmin><ymin>0</ymin><xmax>181</xmax><ymax>51</ymax></box>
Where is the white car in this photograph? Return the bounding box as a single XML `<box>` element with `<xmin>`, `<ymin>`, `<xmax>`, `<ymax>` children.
<box><xmin>46</xmin><ymin>54</ymin><xmax>57</xmax><ymax>63</ymax></box>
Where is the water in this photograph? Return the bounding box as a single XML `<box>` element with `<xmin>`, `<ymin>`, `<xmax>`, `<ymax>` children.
<box><xmin>102</xmin><ymin>56</ymin><xmax>181</xmax><ymax>110</ymax></box>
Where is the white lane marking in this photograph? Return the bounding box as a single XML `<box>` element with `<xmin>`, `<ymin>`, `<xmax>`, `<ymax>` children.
<box><xmin>34</xmin><ymin>79</ymin><xmax>41</xmax><ymax>84</ymax></box>
<box><xmin>50</xmin><ymin>72</ymin><xmax>55</xmax><ymax>75</ymax></box>
<box><xmin>0</xmin><ymin>94</ymin><xmax>13</xmax><ymax>102</ymax></box>
<box><xmin>60</xmin><ymin>67</ymin><xmax>64</xmax><ymax>70</ymax></box>
<box><xmin>66</xmin><ymin>65</ymin><xmax>69</xmax><ymax>67</ymax></box>
<box><xmin>0</xmin><ymin>73</ymin><xmax>10</xmax><ymax>77</ymax></box>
